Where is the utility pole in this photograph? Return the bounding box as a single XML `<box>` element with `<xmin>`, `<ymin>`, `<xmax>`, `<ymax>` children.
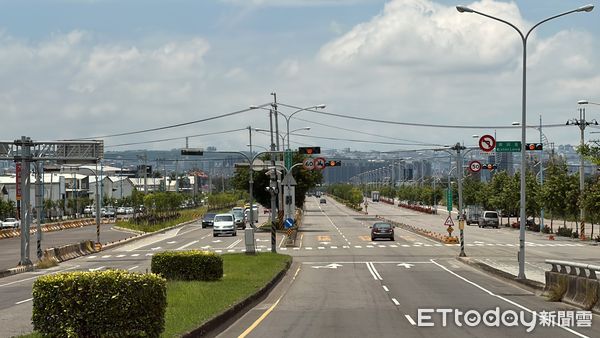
<box><xmin>539</xmin><ymin>114</ymin><xmax>545</xmax><ymax>233</ymax></box>
<box><xmin>268</xmin><ymin>101</ymin><xmax>277</xmax><ymax>253</ymax></box>
<box><xmin>450</xmin><ymin>143</ymin><xmax>467</xmax><ymax>257</ymax></box>
<box><xmin>567</xmin><ymin>102</ymin><xmax>598</xmax><ymax>239</ymax></box>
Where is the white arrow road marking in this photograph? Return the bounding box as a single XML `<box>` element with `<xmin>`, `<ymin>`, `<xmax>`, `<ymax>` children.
<box><xmin>177</xmin><ymin>240</ymin><xmax>199</xmax><ymax>250</ymax></box>
<box><xmin>312</xmin><ymin>263</ymin><xmax>343</xmax><ymax>269</ymax></box>
<box><xmin>89</xmin><ymin>266</ymin><xmax>105</xmax><ymax>272</ymax></box>
<box><xmin>397</xmin><ymin>263</ymin><xmax>414</xmax><ymax>269</ymax></box>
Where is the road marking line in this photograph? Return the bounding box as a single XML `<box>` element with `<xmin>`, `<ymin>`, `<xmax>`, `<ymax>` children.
<box><xmin>330</xmin><ymin>246</ymin><xmax>337</xmax><ymax>249</ymax></box>
<box><xmin>366</xmin><ymin>262</ymin><xmax>379</xmax><ymax>280</ymax></box>
<box><xmin>215</xmin><ymin>250</ymin><xmax>222</xmax><ymax>253</ymax></box>
<box><xmin>367</xmin><ymin>262</ymin><xmax>383</xmax><ymax>280</ymax></box>
<box><xmin>279</xmin><ymin>235</ymin><xmax>287</xmax><ymax>248</ymax></box>
<box><xmin>382</xmin><ymin>285</ymin><xmax>389</xmax><ymax>292</ymax></box>
<box><xmin>116</xmin><ymin>254</ymin><xmax>126</xmax><ymax>258</ymax></box>
<box><xmin>131</xmin><ymin>253</ymin><xmax>140</xmax><ymax>257</ymax></box>
<box><xmin>127</xmin><ymin>266</ymin><xmax>139</xmax><ymax>271</ymax></box>
<box><xmin>430</xmin><ymin>259</ymin><xmax>589</xmax><ymax>338</ymax></box>
<box><xmin>280</xmin><ymin>248</ymin><xmax>288</xmax><ymax>251</ymax></box>
<box><xmin>89</xmin><ymin>266</ymin><xmax>105</xmax><ymax>272</ymax></box>
<box><xmin>167</xmin><ymin>241</ymin><xmax>176</xmax><ymax>244</ymax></box>
<box><xmin>405</xmin><ymin>314</ymin><xmax>417</xmax><ymax>326</ymax></box>
<box><xmin>318</xmin><ymin>247</ymin><xmax>325</xmax><ymax>250</ymax></box>
<box><xmin>101</xmin><ymin>255</ymin><xmax>111</xmax><ymax>258</ymax></box>
<box><xmin>227</xmin><ymin>239</ymin><xmax>242</xmax><ymax>250</ymax></box>
<box><xmin>343</xmin><ymin>245</ymin><xmax>349</xmax><ymax>248</ymax></box>
<box><xmin>293</xmin><ymin>248</ymin><xmax>300</xmax><ymax>250</ymax></box>
<box><xmin>299</xmin><ymin>233</ymin><xmax>304</xmax><ymax>249</ymax></box>
<box><xmin>402</xmin><ymin>245</ymin><xmax>410</xmax><ymax>247</ymax></box>
<box><xmin>391</xmin><ymin>298</ymin><xmax>400</xmax><ymax>306</ymax></box>
<box><xmin>145</xmin><ymin>253</ymin><xmax>153</xmax><ymax>256</ymax></box>
<box><xmin>366</xmin><ymin>245</ymin><xmax>374</xmax><ymax>248</ymax></box>
<box><xmin>15</xmin><ymin>298</ymin><xmax>33</xmax><ymax>305</ymax></box>
<box><xmin>305</xmin><ymin>247</ymin><xmax>313</xmax><ymax>250</ymax></box>
<box><xmin>293</xmin><ymin>266</ymin><xmax>301</xmax><ymax>280</ymax></box>
<box><xmin>177</xmin><ymin>240</ymin><xmax>199</xmax><ymax>250</ymax></box>
<box><xmin>228</xmin><ymin>249</ymin><xmax>235</xmax><ymax>252</ymax></box>
<box><xmin>354</xmin><ymin>245</ymin><xmax>362</xmax><ymax>248</ymax></box>
<box><xmin>88</xmin><ymin>255</ymin><xmax>97</xmax><ymax>259</ymax></box>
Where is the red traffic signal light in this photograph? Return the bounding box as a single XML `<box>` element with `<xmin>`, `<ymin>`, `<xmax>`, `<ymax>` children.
<box><xmin>483</xmin><ymin>164</ymin><xmax>497</xmax><ymax>170</ymax></box>
<box><xmin>299</xmin><ymin>147</ymin><xmax>321</xmax><ymax>154</ymax></box>
<box><xmin>325</xmin><ymin>160</ymin><xmax>341</xmax><ymax>167</ymax></box>
<box><xmin>525</xmin><ymin>143</ymin><xmax>543</xmax><ymax>151</ymax></box>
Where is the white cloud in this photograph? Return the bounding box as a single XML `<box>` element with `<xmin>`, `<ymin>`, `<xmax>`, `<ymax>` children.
<box><xmin>220</xmin><ymin>0</ymin><xmax>379</xmax><ymax>7</ymax></box>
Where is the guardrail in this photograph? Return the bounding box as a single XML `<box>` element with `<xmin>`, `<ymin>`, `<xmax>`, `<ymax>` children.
<box><xmin>544</xmin><ymin>259</ymin><xmax>600</xmax><ymax>313</ymax></box>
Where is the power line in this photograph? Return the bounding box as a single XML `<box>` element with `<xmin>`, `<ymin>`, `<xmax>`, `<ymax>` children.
<box><xmin>105</xmin><ymin>128</ymin><xmax>247</xmax><ymax>148</ymax></box>
<box><xmin>76</xmin><ymin>103</ymin><xmax>270</xmax><ymax>140</ymax></box>
<box><xmin>278</xmin><ymin>102</ymin><xmax>569</xmax><ymax>130</ymax></box>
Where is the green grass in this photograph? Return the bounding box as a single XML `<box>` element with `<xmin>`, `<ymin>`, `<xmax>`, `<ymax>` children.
<box><xmin>115</xmin><ymin>207</ymin><xmax>207</xmax><ymax>233</ymax></box>
<box><xmin>20</xmin><ymin>252</ymin><xmax>291</xmax><ymax>338</ymax></box>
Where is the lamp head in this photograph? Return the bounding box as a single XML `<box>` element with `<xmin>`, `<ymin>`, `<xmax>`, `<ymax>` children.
<box><xmin>577</xmin><ymin>4</ymin><xmax>594</xmax><ymax>12</ymax></box>
<box><xmin>456</xmin><ymin>5</ymin><xmax>474</xmax><ymax>13</ymax></box>
<box><xmin>578</xmin><ymin>100</ymin><xmax>589</xmax><ymax>105</ymax></box>
<box><xmin>512</xmin><ymin>122</ymin><xmax>520</xmax><ymax>126</ymax></box>
<box><xmin>249</xmin><ymin>105</ymin><xmax>259</xmax><ymax>109</ymax></box>
<box><xmin>316</xmin><ymin>104</ymin><xmax>326</xmax><ymax>109</ymax></box>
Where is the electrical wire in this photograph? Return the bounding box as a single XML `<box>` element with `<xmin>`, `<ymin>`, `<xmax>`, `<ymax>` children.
<box><xmin>105</xmin><ymin>128</ymin><xmax>247</xmax><ymax>148</ymax></box>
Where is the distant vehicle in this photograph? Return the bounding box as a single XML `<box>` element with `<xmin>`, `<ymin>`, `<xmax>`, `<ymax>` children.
<box><xmin>478</xmin><ymin>211</ymin><xmax>500</xmax><ymax>228</ymax></box>
<box><xmin>245</xmin><ymin>207</ymin><xmax>259</xmax><ymax>223</ymax></box>
<box><xmin>202</xmin><ymin>213</ymin><xmax>217</xmax><ymax>228</ymax></box>
<box><xmin>83</xmin><ymin>206</ymin><xmax>94</xmax><ymax>214</ymax></box>
<box><xmin>320</xmin><ymin>198</ymin><xmax>326</xmax><ymax>204</ymax></box>
<box><xmin>213</xmin><ymin>213</ymin><xmax>236</xmax><ymax>237</ymax></box>
<box><xmin>371</xmin><ymin>222</ymin><xmax>394</xmax><ymax>241</ymax></box>
<box><xmin>125</xmin><ymin>207</ymin><xmax>134</xmax><ymax>214</ymax></box>
<box><xmin>231</xmin><ymin>208</ymin><xmax>245</xmax><ymax>229</ymax></box>
<box><xmin>104</xmin><ymin>207</ymin><xmax>116</xmax><ymax>218</ymax></box>
<box><xmin>1</xmin><ymin>218</ymin><xmax>20</xmax><ymax>229</ymax></box>
<box><xmin>117</xmin><ymin>207</ymin><xmax>126</xmax><ymax>215</ymax></box>
<box><xmin>371</xmin><ymin>191</ymin><xmax>380</xmax><ymax>202</ymax></box>
<box><xmin>92</xmin><ymin>208</ymin><xmax>106</xmax><ymax>218</ymax></box>
<box><xmin>465</xmin><ymin>205</ymin><xmax>483</xmax><ymax>225</ymax></box>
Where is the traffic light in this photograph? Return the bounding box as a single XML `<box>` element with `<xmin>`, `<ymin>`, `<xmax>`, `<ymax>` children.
<box><xmin>181</xmin><ymin>148</ymin><xmax>204</xmax><ymax>156</ymax></box>
<box><xmin>325</xmin><ymin>160</ymin><xmax>341</xmax><ymax>167</ymax></box>
<box><xmin>298</xmin><ymin>147</ymin><xmax>320</xmax><ymax>155</ymax></box>
<box><xmin>483</xmin><ymin>164</ymin><xmax>497</xmax><ymax>170</ymax></box>
<box><xmin>525</xmin><ymin>143</ymin><xmax>543</xmax><ymax>151</ymax></box>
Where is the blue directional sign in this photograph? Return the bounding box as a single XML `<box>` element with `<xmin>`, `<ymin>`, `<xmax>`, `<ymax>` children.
<box><xmin>284</xmin><ymin>218</ymin><xmax>295</xmax><ymax>229</ymax></box>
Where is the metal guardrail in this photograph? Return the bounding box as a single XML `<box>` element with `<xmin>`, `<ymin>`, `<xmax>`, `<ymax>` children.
<box><xmin>546</xmin><ymin>259</ymin><xmax>600</xmax><ymax>279</ymax></box>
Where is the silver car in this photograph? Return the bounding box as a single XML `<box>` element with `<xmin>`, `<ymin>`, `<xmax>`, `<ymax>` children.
<box><xmin>213</xmin><ymin>214</ymin><xmax>237</xmax><ymax>237</ymax></box>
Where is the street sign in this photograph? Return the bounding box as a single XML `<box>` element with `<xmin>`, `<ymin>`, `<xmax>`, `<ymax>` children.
<box><xmin>444</xmin><ymin>215</ymin><xmax>454</xmax><ymax>227</ymax></box>
<box><xmin>15</xmin><ymin>162</ymin><xmax>21</xmax><ymax>201</ymax></box>
<box><xmin>303</xmin><ymin>158</ymin><xmax>315</xmax><ymax>170</ymax></box>
<box><xmin>314</xmin><ymin>157</ymin><xmax>326</xmax><ymax>170</ymax></box>
<box><xmin>284</xmin><ymin>150</ymin><xmax>293</xmax><ymax>170</ymax></box>
<box><xmin>284</xmin><ymin>218</ymin><xmax>294</xmax><ymax>229</ymax></box>
<box><xmin>468</xmin><ymin>160</ymin><xmax>482</xmax><ymax>173</ymax></box>
<box><xmin>458</xmin><ymin>220</ymin><xmax>465</xmax><ymax>230</ymax></box>
<box><xmin>446</xmin><ymin>188</ymin><xmax>452</xmax><ymax>212</ymax></box>
<box><xmin>181</xmin><ymin>148</ymin><xmax>204</xmax><ymax>156</ymax></box>
<box><xmin>478</xmin><ymin>134</ymin><xmax>496</xmax><ymax>152</ymax></box>
<box><xmin>496</xmin><ymin>141</ymin><xmax>521</xmax><ymax>152</ymax></box>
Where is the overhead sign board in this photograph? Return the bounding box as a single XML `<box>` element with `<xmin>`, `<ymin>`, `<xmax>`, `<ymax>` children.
<box><xmin>496</xmin><ymin>141</ymin><xmax>521</xmax><ymax>153</ymax></box>
<box><xmin>478</xmin><ymin>134</ymin><xmax>496</xmax><ymax>152</ymax></box>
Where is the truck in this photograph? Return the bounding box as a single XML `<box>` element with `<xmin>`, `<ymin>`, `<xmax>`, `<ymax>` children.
<box><xmin>465</xmin><ymin>205</ymin><xmax>483</xmax><ymax>225</ymax></box>
<box><xmin>371</xmin><ymin>191</ymin><xmax>380</xmax><ymax>202</ymax></box>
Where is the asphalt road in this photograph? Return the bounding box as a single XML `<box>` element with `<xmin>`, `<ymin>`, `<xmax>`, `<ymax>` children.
<box><xmin>0</xmin><ymin>198</ymin><xmax>598</xmax><ymax>337</ymax></box>
<box><xmin>0</xmin><ymin>222</ymin><xmax>139</xmax><ymax>271</ymax></box>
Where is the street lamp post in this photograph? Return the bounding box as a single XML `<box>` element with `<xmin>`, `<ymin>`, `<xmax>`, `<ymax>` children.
<box><xmin>457</xmin><ymin>3</ymin><xmax>594</xmax><ymax>279</ymax></box>
<box><xmin>567</xmin><ymin>100</ymin><xmax>599</xmax><ymax>239</ymax></box>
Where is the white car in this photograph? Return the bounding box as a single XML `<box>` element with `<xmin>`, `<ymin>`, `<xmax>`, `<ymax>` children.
<box><xmin>2</xmin><ymin>218</ymin><xmax>20</xmax><ymax>229</ymax></box>
<box><xmin>213</xmin><ymin>213</ymin><xmax>237</xmax><ymax>237</ymax></box>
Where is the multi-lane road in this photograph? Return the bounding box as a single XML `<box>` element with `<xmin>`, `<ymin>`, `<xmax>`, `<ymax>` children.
<box><xmin>0</xmin><ymin>197</ymin><xmax>598</xmax><ymax>337</ymax></box>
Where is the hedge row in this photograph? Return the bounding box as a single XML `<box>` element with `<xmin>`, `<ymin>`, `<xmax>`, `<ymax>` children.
<box><xmin>32</xmin><ymin>269</ymin><xmax>167</xmax><ymax>337</ymax></box>
<box><xmin>151</xmin><ymin>250</ymin><xmax>223</xmax><ymax>281</ymax></box>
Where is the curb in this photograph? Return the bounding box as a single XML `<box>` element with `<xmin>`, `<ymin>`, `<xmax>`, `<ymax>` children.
<box><xmin>0</xmin><ymin>264</ymin><xmax>35</xmax><ymax>278</ymax></box>
<box><xmin>182</xmin><ymin>258</ymin><xmax>292</xmax><ymax>338</ymax></box>
<box><xmin>102</xmin><ymin>218</ymin><xmax>201</xmax><ymax>251</ymax></box>
<box><xmin>457</xmin><ymin>257</ymin><xmax>545</xmax><ymax>293</ymax></box>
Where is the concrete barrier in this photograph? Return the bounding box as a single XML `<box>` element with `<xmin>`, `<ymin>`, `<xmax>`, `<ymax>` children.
<box><xmin>545</xmin><ymin>260</ymin><xmax>600</xmax><ymax>312</ymax></box>
<box><xmin>42</xmin><ymin>240</ymin><xmax>97</xmax><ymax>263</ymax></box>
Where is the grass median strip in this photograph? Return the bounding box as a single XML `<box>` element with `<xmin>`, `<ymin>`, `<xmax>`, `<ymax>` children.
<box><xmin>20</xmin><ymin>252</ymin><xmax>291</xmax><ymax>338</ymax></box>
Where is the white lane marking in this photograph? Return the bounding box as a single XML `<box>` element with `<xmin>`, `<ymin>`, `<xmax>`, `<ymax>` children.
<box><xmin>228</xmin><ymin>249</ymin><xmax>235</xmax><ymax>252</ymax></box>
<box><xmin>89</xmin><ymin>266</ymin><xmax>105</xmax><ymax>272</ymax></box>
<box><xmin>405</xmin><ymin>314</ymin><xmax>417</xmax><ymax>326</ymax></box>
<box><xmin>127</xmin><ymin>266</ymin><xmax>139</xmax><ymax>271</ymax></box>
<box><xmin>343</xmin><ymin>245</ymin><xmax>349</xmax><ymax>248</ymax></box>
<box><xmin>226</xmin><ymin>239</ymin><xmax>242</xmax><ymax>249</ymax></box>
<box><xmin>391</xmin><ymin>298</ymin><xmax>400</xmax><ymax>306</ymax></box>
<box><xmin>402</xmin><ymin>245</ymin><xmax>410</xmax><ymax>247</ymax></box>
<box><xmin>151</xmin><ymin>247</ymin><xmax>161</xmax><ymax>251</ymax></box>
<box><xmin>305</xmin><ymin>247</ymin><xmax>313</xmax><ymax>250</ymax></box>
<box><xmin>215</xmin><ymin>250</ymin><xmax>223</xmax><ymax>253</ymax></box>
<box><xmin>430</xmin><ymin>259</ymin><xmax>589</xmax><ymax>338</ymax></box>
<box><xmin>131</xmin><ymin>253</ymin><xmax>140</xmax><ymax>257</ymax></box>
<box><xmin>318</xmin><ymin>247</ymin><xmax>325</xmax><ymax>250</ymax></box>
<box><xmin>382</xmin><ymin>285</ymin><xmax>389</xmax><ymax>292</ymax></box>
<box><xmin>15</xmin><ymin>297</ymin><xmax>33</xmax><ymax>305</ymax></box>
<box><xmin>177</xmin><ymin>240</ymin><xmax>199</xmax><ymax>250</ymax></box>
<box><xmin>390</xmin><ymin>245</ymin><xmax>398</xmax><ymax>248</ymax></box>
<box><xmin>331</xmin><ymin>246</ymin><xmax>338</xmax><ymax>249</ymax></box>
<box><xmin>87</xmin><ymin>255</ymin><xmax>97</xmax><ymax>259</ymax></box>
<box><xmin>366</xmin><ymin>262</ymin><xmax>379</xmax><ymax>280</ymax></box>
<box><xmin>279</xmin><ymin>235</ymin><xmax>286</xmax><ymax>248</ymax></box>
<box><xmin>354</xmin><ymin>245</ymin><xmax>362</xmax><ymax>248</ymax></box>
<box><xmin>293</xmin><ymin>248</ymin><xmax>300</xmax><ymax>250</ymax></box>
<box><xmin>366</xmin><ymin>262</ymin><xmax>383</xmax><ymax>280</ymax></box>
<box><xmin>167</xmin><ymin>241</ymin><xmax>177</xmax><ymax>244</ymax></box>
<box><xmin>145</xmin><ymin>253</ymin><xmax>153</xmax><ymax>256</ymax></box>
<box><xmin>280</xmin><ymin>248</ymin><xmax>288</xmax><ymax>251</ymax></box>
<box><xmin>116</xmin><ymin>254</ymin><xmax>126</xmax><ymax>258</ymax></box>
<box><xmin>366</xmin><ymin>245</ymin><xmax>374</xmax><ymax>248</ymax></box>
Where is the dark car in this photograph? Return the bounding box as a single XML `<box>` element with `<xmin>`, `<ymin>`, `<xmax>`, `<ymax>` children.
<box><xmin>320</xmin><ymin>198</ymin><xmax>326</xmax><ymax>204</ymax></box>
<box><xmin>371</xmin><ymin>222</ymin><xmax>394</xmax><ymax>241</ymax></box>
<box><xmin>202</xmin><ymin>213</ymin><xmax>217</xmax><ymax>228</ymax></box>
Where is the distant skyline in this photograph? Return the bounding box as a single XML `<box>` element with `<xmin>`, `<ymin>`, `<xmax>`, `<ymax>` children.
<box><xmin>0</xmin><ymin>0</ymin><xmax>598</xmax><ymax>155</ymax></box>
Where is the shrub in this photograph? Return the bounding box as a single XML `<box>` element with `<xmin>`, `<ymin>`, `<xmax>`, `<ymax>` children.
<box><xmin>151</xmin><ymin>250</ymin><xmax>223</xmax><ymax>281</ymax></box>
<box><xmin>32</xmin><ymin>269</ymin><xmax>167</xmax><ymax>337</ymax></box>
<box><xmin>542</xmin><ymin>226</ymin><xmax>552</xmax><ymax>234</ymax></box>
<box><xmin>556</xmin><ymin>227</ymin><xmax>573</xmax><ymax>237</ymax></box>
<box><xmin>571</xmin><ymin>230</ymin><xmax>579</xmax><ymax>239</ymax></box>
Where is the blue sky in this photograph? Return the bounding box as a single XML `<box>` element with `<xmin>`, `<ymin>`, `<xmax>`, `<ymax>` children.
<box><xmin>0</xmin><ymin>0</ymin><xmax>598</xmax><ymax>153</ymax></box>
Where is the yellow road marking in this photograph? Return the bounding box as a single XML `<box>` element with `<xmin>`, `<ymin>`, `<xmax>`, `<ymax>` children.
<box><xmin>359</xmin><ymin>236</ymin><xmax>371</xmax><ymax>241</ymax></box>
<box><xmin>317</xmin><ymin>235</ymin><xmax>331</xmax><ymax>242</ymax></box>
<box><xmin>400</xmin><ymin>236</ymin><xmax>415</xmax><ymax>241</ymax></box>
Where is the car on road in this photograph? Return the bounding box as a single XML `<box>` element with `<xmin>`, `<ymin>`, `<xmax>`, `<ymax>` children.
<box><xmin>478</xmin><ymin>211</ymin><xmax>500</xmax><ymax>228</ymax></box>
<box><xmin>231</xmin><ymin>208</ymin><xmax>245</xmax><ymax>229</ymax></box>
<box><xmin>371</xmin><ymin>222</ymin><xmax>394</xmax><ymax>241</ymax></box>
<box><xmin>320</xmin><ymin>198</ymin><xmax>326</xmax><ymax>204</ymax></box>
<box><xmin>213</xmin><ymin>213</ymin><xmax>237</xmax><ymax>237</ymax></box>
<box><xmin>202</xmin><ymin>213</ymin><xmax>217</xmax><ymax>228</ymax></box>
<box><xmin>104</xmin><ymin>207</ymin><xmax>116</xmax><ymax>218</ymax></box>
<box><xmin>117</xmin><ymin>207</ymin><xmax>126</xmax><ymax>215</ymax></box>
<box><xmin>83</xmin><ymin>206</ymin><xmax>94</xmax><ymax>214</ymax></box>
<box><xmin>1</xmin><ymin>218</ymin><xmax>20</xmax><ymax>229</ymax></box>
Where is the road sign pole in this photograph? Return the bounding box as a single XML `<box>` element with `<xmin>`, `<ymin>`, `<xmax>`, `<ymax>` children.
<box><xmin>453</xmin><ymin>142</ymin><xmax>467</xmax><ymax>257</ymax></box>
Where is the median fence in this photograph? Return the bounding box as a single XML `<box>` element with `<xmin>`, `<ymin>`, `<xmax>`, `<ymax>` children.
<box><xmin>544</xmin><ymin>260</ymin><xmax>600</xmax><ymax>313</ymax></box>
<box><xmin>0</xmin><ymin>218</ymin><xmax>110</xmax><ymax>240</ymax></box>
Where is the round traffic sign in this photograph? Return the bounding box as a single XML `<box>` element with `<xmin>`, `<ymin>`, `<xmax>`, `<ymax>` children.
<box><xmin>284</xmin><ymin>218</ymin><xmax>294</xmax><ymax>229</ymax></box>
<box><xmin>303</xmin><ymin>158</ymin><xmax>315</xmax><ymax>170</ymax></box>
<box><xmin>314</xmin><ymin>157</ymin><xmax>326</xmax><ymax>170</ymax></box>
<box><xmin>478</xmin><ymin>134</ymin><xmax>496</xmax><ymax>152</ymax></box>
<box><xmin>469</xmin><ymin>160</ymin><xmax>482</xmax><ymax>173</ymax></box>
